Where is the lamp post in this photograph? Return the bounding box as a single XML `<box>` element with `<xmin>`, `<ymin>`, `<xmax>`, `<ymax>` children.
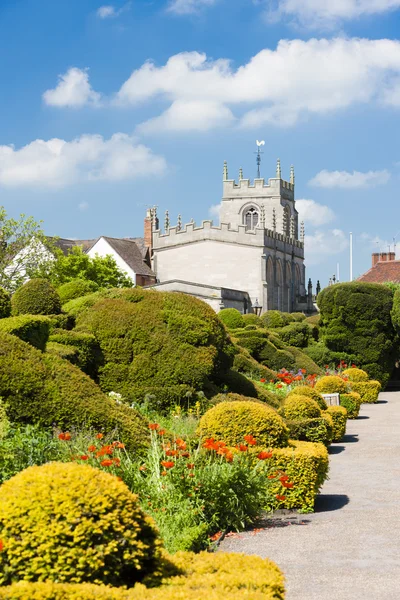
<box><xmin>253</xmin><ymin>298</ymin><xmax>262</xmax><ymax>316</ymax></box>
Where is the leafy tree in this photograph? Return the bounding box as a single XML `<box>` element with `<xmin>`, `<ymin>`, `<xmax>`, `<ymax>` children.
<box><xmin>35</xmin><ymin>246</ymin><xmax>133</xmax><ymax>288</ymax></box>
<box><xmin>0</xmin><ymin>207</ymin><xmax>54</xmax><ymax>292</ymax></box>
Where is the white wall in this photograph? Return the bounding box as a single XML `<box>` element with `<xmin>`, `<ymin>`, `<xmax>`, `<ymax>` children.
<box><xmin>87</xmin><ymin>238</ymin><xmax>136</xmax><ymax>283</ymax></box>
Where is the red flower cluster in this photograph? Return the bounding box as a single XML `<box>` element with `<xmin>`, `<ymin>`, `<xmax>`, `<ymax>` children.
<box><xmin>58</xmin><ymin>432</ymin><xmax>71</xmax><ymax>441</ymax></box>
<box><xmin>244</xmin><ymin>435</ymin><xmax>257</xmax><ymax>446</ymax></box>
<box><xmin>203</xmin><ymin>439</ymin><xmax>233</xmax><ymax>462</ymax></box>
<box><xmin>257</xmin><ymin>451</ymin><xmax>273</xmax><ymax>460</ymax></box>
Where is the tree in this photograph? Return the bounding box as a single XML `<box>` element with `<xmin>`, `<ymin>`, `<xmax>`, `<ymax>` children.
<box><xmin>34</xmin><ymin>246</ymin><xmax>133</xmax><ymax>288</ymax></box>
<box><xmin>0</xmin><ymin>207</ymin><xmax>54</xmax><ymax>292</ymax></box>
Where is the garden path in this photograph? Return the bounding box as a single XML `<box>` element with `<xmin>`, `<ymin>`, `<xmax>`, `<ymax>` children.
<box><xmin>219</xmin><ymin>390</ymin><xmax>400</xmax><ymax>600</ymax></box>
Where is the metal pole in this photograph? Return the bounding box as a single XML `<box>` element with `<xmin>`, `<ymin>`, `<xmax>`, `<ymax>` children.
<box><xmin>349</xmin><ymin>232</ymin><xmax>353</xmax><ymax>281</ymax></box>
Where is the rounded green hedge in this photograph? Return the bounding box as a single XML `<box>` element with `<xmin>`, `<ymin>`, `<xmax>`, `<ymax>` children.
<box><xmin>218</xmin><ymin>308</ymin><xmax>245</xmax><ymax>329</ymax></box>
<box><xmin>198</xmin><ymin>399</ymin><xmax>289</xmax><ymax>448</ymax></box>
<box><xmin>314</xmin><ymin>375</ymin><xmax>348</xmax><ymax>395</ymax></box>
<box><xmin>342</xmin><ymin>367</ymin><xmax>369</xmax><ymax>382</ymax></box>
<box><xmin>242</xmin><ymin>313</ymin><xmax>261</xmax><ymax>326</ymax></box>
<box><xmin>287</xmin><ymin>386</ymin><xmax>327</xmax><ymax>410</ymax></box>
<box><xmin>12</xmin><ymin>279</ymin><xmax>61</xmax><ymax>316</ymax></box>
<box><xmin>0</xmin><ymin>287</ymin><xmax>11</xmax><ymax>319</ymax></box>
<box><xmin>58</xmin><ymin>279</ymin><xmax>99</xmax><ymax>305</ymax></box>
<box><xmin>0</xmin><ymin>462</ymin><xmax>162</xmax><ymax>587</ymax></box>
<box><xmin>282</xmin><ymin>395</ymin><xmax>322</xmax><ymax>420</ymax></box>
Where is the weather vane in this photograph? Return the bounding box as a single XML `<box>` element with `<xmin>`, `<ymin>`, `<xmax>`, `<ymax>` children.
<box><xmin>255</xmin><ymin>140</ymin><xmax>265</xmax><ymax>178</ymax></box>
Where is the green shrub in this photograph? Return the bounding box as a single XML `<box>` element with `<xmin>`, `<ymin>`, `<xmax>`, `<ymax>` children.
<box><xmin>198</xmin><ymin>400</ymin><xmax>289</xmax><ymax>448</ymax></box>
<box><xmin>314</xmin><ymin>375</ymin><xmax>348</xmax><ymax>394</ymax></box>
<box><xmin>342</xmin><ymin>367</ymin><xmax>369</xmax><ymax>382</ymax></box>
<box><xmin>266</xmin><ymin>440</ymin><xmax>329</xmax><ymax>513</ymax></box>
<box><xmin>325</xmin><ymin>406</ymin><xmax>347</xmax><ymax>442</ymax></box>
<box><xmin>291</xmin><ymin>312</ymin><xmax>306</xmax><ymax>322</ymax></box>
<box><xmin>273</xmin><ymin>322</ymin><xmax>311</xmax><ymax>348</ymax></box>
<box><xmin>0</xmin><ymin>462</ymin><xmax>162</xmax><ymax>587</ymax></box>
<box><xmin>12</xmin><ymin>279</ymin><xmax>61</xmax><ymax>316</ymax></box>
<box><xmin>285</xmin><ymin>347</ymin><xmax>324</xmax><ymax>376</ymax></box>
<box><xmin>58</xmin><ymin>279</ymin><xmax>100</xmax><ymax>304</ymax></box>
<box><xmin>120</xmin><ymin>385</ymin><xmax>196</xmax><ymax>413</ymax></box>
<box><xmin>253</xmin><ymin>384</ymin><xmax>281</xmax><ymax>409</ymax></box>
<box><xmin>0</xmin><ymin>332</ymin><xmax>149</xmax><ymax>452</ymax></box>
<box><xmin>340</xmin><ymin>392</ymin><xmax>361</xmax><ymax>419</ymax></box>
<box><xmin>0</xmin><ymin>288</ymin><xmax>11</xmax><ymax>319</ymax></box>
<box><xmin>282</xmin><ymin>395</ymin><xmax>321</xmax><ymax>420</ymax></box>
<box><xmin>242</xmin><ymin>313</ymin><xmax>262</xmax><ymax>326</ymax></box>
<box><xmin>350</xmin><ymin>381</ymin><xmax>381</xmax><ymax>403</ymax></box>
<box><xmin>260</xmin><ymin>310</ymin><xmax>285</xmax><ymax>328</ymax></box>
<box><xmin>47</xmin><ymin>312</ymin><xmax>75</xmax><ymax>332</ymax></box>
<box><xmin>232</xmin><ymin>347</ymin><xmax>276</xmax><ymax>381</ymax></box>
<box><xmin>287</xmin><ymin>386</ymin><xmax>327</xmax><ymax>410</ymax></box>
<box><xmin>48</xmin><ymin>330</ymin><xmax>103</xmax><ymax>378</ymax></box>
<box><xmin>218</xmin><ymin>308</ymin><xmax>245</xmax><ymax>329</ymax></box>
<box><xmin>0</xmin><ymin>399</ymin><xmax>9</xmax><ymax>439</ymax></box>
<box><xmin>303</xmin><ymin>342</ymin><xmax>357</xmax><ymax>371</ymax></box>
<box><xmin>0</xmin><ymin>315</ymin><xmax>50</xmax><ymax>350</ymax></box>
<box><xmin>223</xmin><ymin>368</ymin><xmax>261</xmax><ymax>398</ymax></box>
<box><xmin>306</xmin><ymin>314</ymin><xmax>320</xmax><ymax>326</ymax></box>
<box><xmin>285</xmin><ymin>417</ymin><xmax>332</xmax><ymax>445</ymax></box>
<box><xmin>46</xmin><ymin>341</ymin><xmax>79</xmax><ymax>363</ymax></box>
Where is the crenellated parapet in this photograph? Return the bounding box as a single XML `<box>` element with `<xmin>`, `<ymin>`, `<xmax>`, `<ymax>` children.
<box><xmin>223</xmin><ymin>177</ymin><xmax>294</xmax><ymax>198</ymax></box>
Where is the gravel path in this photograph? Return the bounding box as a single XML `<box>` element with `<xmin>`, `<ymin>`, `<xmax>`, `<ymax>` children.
<box><xmin>219</xmin><ymin>391</ymin><xmax>400</xmax><ymax>600</ymax></box>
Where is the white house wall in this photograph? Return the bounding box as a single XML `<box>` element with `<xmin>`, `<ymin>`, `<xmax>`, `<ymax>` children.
<box><xmin>87</xmin><ymin>238</ymin><xmax>136</xmax><ymax>283</ymax></box>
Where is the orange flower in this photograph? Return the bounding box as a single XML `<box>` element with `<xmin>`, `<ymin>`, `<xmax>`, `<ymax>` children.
<box><xmin>301</xmin><ymin>368</ymin><xmax>306</xmax><ymax>374</ymax></box>
<box><xmin>113</xmin><ymin>457</ymin><xmax>121</xmax><ymax>467</ymax></box>
<box><xmin>276</xmin><ymin>495</ymin><xmax>286</xmax><ymax>501</ymax></box>
<box><xmin>224</xmin><ymin>451</ymin><xmax>234</xmax><ymax>463</ymax></box>
<box><xmin>282</xmin><ymin>481</ymin><xmax>294</xmax><ymax>489</ymax></box>
<box><xmin>100</xmin><ymin>459</ymin><xmax>113</xmax><ymax>467</ymax></box>
<box><xmin>161</xmin><ymin>471</ymin><xmax>168</xmax><ymax>476</ymax></box>
<box><xmin>96</xmin><ymin>433</ymin><xmax>104</xmax><ymax>440</ymax></box>
<box><xmin>139</xmin><ymin>465</ymin><xmax>146</xmax><ymax>471</ymax></box>
<box><xmin>58</xmin><ymin>432</ymin><xmax>66</xmax><ymax>440</ymax></box>
<box><xmin>188</xmin><ymin>472</ymin><xmax>195</xmax><ymax>477</ymax></box>
<box><xmin>80</xmin><ymin>455</ymin><xmax>89</xmax><ymax>461</ymax></box>
<box><xmin>176</xmin><ymin>438</ymin><xmax>187</xmax><ymax>450</ymax></box>
<box><xmin>181</xmin><ymin>451</ymin><xmax>190</xmax><ymax>458</ymax></box>
<box><xmin>166</xmin><ymin>449</ymin><xmax>179</xmax><ymax>457</ymax></box>
<box><xmin>268</xmin><ymin>474</ymin><xmax>276</xmax><ymax>479</ymax></box>
<box><xmin>64</xmin><ymin>433</ymin><xmax>71</xmax><ymax>441</ymax></box>
<box><xmin>0</xmin><ymin>540</ymin><xmax>4</xmax><ymax>552</ymax></box>
<box><xmin>203</xmin><ymin>438</ymin><xmax>217</xmax><ymax>449</ymax></box>
<box><xmin>160</xmin><ymin>461</ymin><xmax>175</xmax><ymax>469</ymax></box>
<box><xmin>244</xmin><ymin>435</ymin><xmax>257</xmax><ymax>446</ymax></box>
<box><xmin>257</xmin><ymin>451</ymin><xmax>273</xmax><ymax>460</ymax></box>
<box><xmin>187</xmin><ymin>463</ymin><xmax>195</xmax><ymax>469</ymax></box>
<box><xmin>237</xmin><ymin>444</ymin><xmax>248</xmax><ymax>452</ymax></box>
<box><xmin>158</xmin><ymin>429</ymin><xmax>166</xmax><ymax>436</ymax></box>
<box><xmin>148</xmin><ymin>423</ymin><xmax>159</xmax><ymax>431</ymax></box>
<box><xmin>279</xmin><ymin>475</ymin><xmax>289</xmax><ymax>482</ymax></box>
<box><xmin>88</xmin><ymin>445</ymin><xmax>96</xmax><ymax>453</ymax></box>
<box><xmin>260</xmin><ymin>378</ymin><xmax>266</xmax><ymax>383</ymax></box>
<box><xmin>277</xmin><ymin>384</ymin><xmax>283</xmax><ymax>389</ymax></box>
<box><xmin>96</xmin><ymin>445</ymin><xmax>113</xmax><ymax>457</ymax></box>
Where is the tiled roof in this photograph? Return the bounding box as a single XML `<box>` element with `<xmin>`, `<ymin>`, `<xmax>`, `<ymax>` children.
<box><xmin>357</xmin><ymin>260</ymin><xmax>400</xmax><ymax>283</ymax></box>
<box><xmin>48</xmin><ymin>237</ymin><xmax>95</xmax><ymax>255</ymax></box>
<box><xmin>100</xmin><ymin>237</ymin><xmax>155</xmax><ymax>277</ymax></box>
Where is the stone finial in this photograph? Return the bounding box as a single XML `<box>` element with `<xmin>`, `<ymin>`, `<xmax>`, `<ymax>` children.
<box><xmin>260</xmin><ymin>205</ymin><xmax>266</xmax><ymax>228</ymax></box>
<box><xmin>177</xmin><ymin>214</ymin><xmax>182</xmax><ymax>231</ymax></box>
<box><xmin>282</xmin><ymin>210</ymin><xmax>288</xmax><ymax>236</ymax></box>
<box><xmin>308</xmin><ymin>277</ymin><xmax>312</xmax><ymax>291</ymax></box>
<box><xmin>164</xmin><ymin>210</ymin><xmax>170</xmax><ymax>232</ymax></box>
<box><xmin>272</xmin><ymin>208</ymin><xmax>277</xmax><ymax>232</ymax></box>
<box><xmin>223</xmin><ymin>160</ymin><xmax>228</xmax><ymax>181</ymax></box>
<box><xmin>239</xmin><ymin>167</ymin><xmax>243</xmax><ymax>180</ymax></box>
<box><xmin>316</xmin><ymin>280</ymin><xmax>321</xmax><ymax>296</ymax></box>
<box><xmin>290</xmin><ymin>215</ymin><xmax>295</xmax><ymax>239</ymax></box>
<box><xmin>151</xmin><ymin>207</ymin><xmax>159</xmax><ymax>230</ymax></box>
<box><xmin>300</xmin><ymin>221</ymin><xmax>305</xmax><ymax>243</ymax></box>
<box><xmin>290</xmin><ymin>165</ymin><xmax>295</xmax><ymax>186</ymax></box>
<box><xmin>276</xmin><ymin>159</ymin><xmax>281</xmax><ymax>179</ymax></box>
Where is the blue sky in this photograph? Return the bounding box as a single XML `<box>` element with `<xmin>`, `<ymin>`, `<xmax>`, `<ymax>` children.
<box><xmin>1</xmin><ymin>0</ymin><xmax>400</xmax><ymax>287</ymax></box>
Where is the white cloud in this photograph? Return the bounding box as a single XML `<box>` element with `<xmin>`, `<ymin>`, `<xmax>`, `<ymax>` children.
<box><xmin>114</xmin><ymin>39</ymin><xmax>400</xmax><ymax>131</ymax></box>
<box><xmin>138</xmin><ymin>100</ymin><xmax>235</xmax><ymax>133</ymax></box>
<box><xmin>305</xmin><ymin>229</ymin><xmax>349</xmax><ymax>266</ymax></box>
<box><xmin>79</xmin><ymin>201</ymin><xmax>89</xmax><ymax>211</ymax></box>
<box><xmin>266</xmin><ymin>0</ymin><xmax>400</xmax><ymax>28</ymax></box>
<box><xmin>0</xmin><ymin>134</ymin><xmax>167</xmax><ymax>188</ymax></box>
<box><xmin>97</xmin><ymin>5</ymin><xmax>116</xmax><ymax>18</ymax></box>
<box><xmin>43</xmin><ymin>68</ymin><xmax>101</xmax><ymax>108</ymax></box>
<box><xmin>209</xmin><ymin>202</ymin><xmax>222</xmax><ymax>220</ymax></box>
<box><xmin>296</xmin><ymin>199</ymin><xmax>335</xmax><ymax>227</ymax></box>
<box><xmin>167</xmin><ymin>0</ymin><xmax>219</xmax><ymax>15</ymax></box>
<box><xmin>309</xmin><ymin>169</ymin><xmax>390</xmax><ymax>189</ymax></box>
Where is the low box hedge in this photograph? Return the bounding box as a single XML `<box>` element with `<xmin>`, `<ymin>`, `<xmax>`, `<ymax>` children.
<box><xmin>285</xmin><ymin>417</ymin><xmax>333</xmax><ymax>446</ymax></box>
<box><xmin>0</xmin><ymin>315</ymin><xmax>50</xmax><ymax>350</ymax></box>
<box><xmin>350</xmin><ymin>381</ymin><xmax>381</xmax><ymax>403</ymax></box>
<box><xmin>340</xmin><ymin>392</ymin><xmax>361</xmax><ymax>419</ymax></box>
<box><xmin>324</xmin><ymin>406</ymin><xmax>347</xmax><ymax>442</ymax></box>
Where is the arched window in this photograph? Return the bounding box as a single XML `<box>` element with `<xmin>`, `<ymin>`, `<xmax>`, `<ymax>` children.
<box><xmin>244</xmin><ymin>207</ymin><xmax>259</xmax><ymax>231</ymax></box>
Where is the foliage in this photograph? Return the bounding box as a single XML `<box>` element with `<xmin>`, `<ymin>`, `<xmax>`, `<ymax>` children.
<box><xmin>232</xmin><ymin>347</ymin><xmax>276</xmax><ymax>381</ymax></box>
<box><xmin>0</xmin><ymin>207</ymin><xmax>55</xmax><ymax>292</ymax></box>
<box><xmin>0</xmin><ymin>332</ymin><xmax>149</xmax><ymax>452</ymax></box>
<box><xmin>340</xmin><ymin>393</ymin><xmax>361</xmax><ymax>419</ymax></box>
<box><xmin>242</xmin><ymin>313</ymin><xmax>262</xmax><ymax>326</ymax></box>
<box><xmin>285</xmin><ymin>417</ymin><xmax>332</xmax><ymax>445</ymax></box>
<box><xmin>266</xmin><ymin>440</ymin><xmax>329</xmax><ymax>513</ymax></box>
<box><xmin>287</xmin><ymin>386</ymin><xmax>327</xmax><ymax>410</ymax></box>
<box><xmin>0</xmin><ymin>462</ymin><xmax>162</xmax><ymax>587</ymax></box>
<box><xmin>325</xmin><ymin>406</ymin><xmax>347</xmax><ymax>442</ymax></box>
<box><xmin>284</xmin><ymin>346</ymin><xmax>323</xmax><ymax>375</ymax></box>
<box><xmin>0</xmin><ymin>399</ymin><xmax>9</xmax><ymax>440</ymax></box>
<box><xmin>282</xmin><ymin>395</ymin><xmax>321</xmax><ymax>420</ymax></box>
<box><xmin>11</xmin><ymin>278</ymin><xmax>61</xmax><ymax>316</ymax></box>
<box><xmin>46</xmin><ymin>341</ymin><xmax>79</xmax><ymax>363</ymax></box>
<box><xmin>273</xmin><ymin>322</ymin><xmax>311</xmax><ymax>348</ymax></box>
<box><xmin>46</xmin><ymin>312</ymin><xmax>75</xmax><ymax>332</ymax></box>
<box><xmin>303</xmin><ymin>342</ymin><xmax>358</xmax><ymax>371</ymax></box>
<box><xmin>48</xmin><ymin>329</ymin><xmax>103</xmax><ymax>378</ymax></box>
<box><xmin>0</xmin><ymin>288</ymin><xmax>11</xmax><ymax>319</ymax></box>
<box><xmin>218</xmin><ymin>308</ymin><xmax>245</xmax><ymax>329</ymax></box>
<box><xmin>314</xmin><ymin>375</ymin><xmax>348</xmax><ymax>394</ymax></box>
<box><xmin>197</xmin><ymin>400</ymin><xmax>289</xmax><ymax>448</ymax></box>
<box><xmin>350</xmin><ymin>381</ymin><xmax>381</xmax><ymax>403</ymax></box>
<box><xmin>318</xmin><ymin>282</ymin><xmax>397</xmax><ymax>384</ymax></box>
<box><xmin>0</xmin><ymin>315</ymin><xmax>50</xmax><ymax>350</ymax></box>
<box><xmin>58</xmin><ymin>278</ymin><xmax>100</xmax><ymax>304</ymax></box>
<box><xmin>33</xmin><ymin>245</ymin><xmax>134</xmax><ymax>288</ymax></box>
<box><xmin>342</xmin><ymin>367</ymin><xmax>369</xmax><ymax>382</ymax></box>
<box><xmin>0</xmin><ymin>552</ymin><xmax>286</xmax><ymax>600</ymax></box>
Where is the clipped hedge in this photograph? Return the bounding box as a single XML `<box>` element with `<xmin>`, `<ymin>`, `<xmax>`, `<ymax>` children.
<box><xmin>218</xmin><ymin>308</ymin><xmax>245</xmax><ymax>329</ymax></box>
<box><xmin>273</xmin><ymin>322</ymin><xmax>311</xmax><ymax>348</ymax></box>
<box><xmin>0</xmin><ymin>287</ymin><xmax>11</xmax><ymax>319</ymax></box>
<box><xmin>242</xmin><ymin>313</ymin><xmax>262</xmax><ymax>326</ymax></box>
<box><xmin>0</xmin><ymin>315</ymin><xmax>50</xmax><ymax>350</ymax></box>
<box><xmin>198</xmin><ymin>400</ymin><xmax>289</xmax><ymax>448</ymax></box>
<box><xmin>325</xmin><ymin>406</ymin><xmax>347</xmax><ymax>442</ymax></box>
<box><xmin>282</xmin><ymin>395</ymin><xmax>321</xmax><ymax>420</ymax></box>
<box><xmin>340</xmin><ymin>392</ymin><xmax>362</xmax><ymax>419</ymax></box>
<box><xmin>285</xmin><ymin>417</ymin><xmax>333</xmax><ymax>446</ymax></box>
<box><xmin>11</xmin><ymin>278</ymin><xmax>61</xmax><ymax>316</ymax></box>
<box><xmin>287</xmin><ymin>386</ymin><xmax>327</xmax><ymax>410</ymax></box>
<box><xmin>0</xmin><ymin>332</ymin><xmax>149</xmax><ymax>452</ymax></box>
<box><xmin>282</xmin><ymin>346</ymin><xmax>323</xmax><ymax>376</ymax></box>
<box><xmin>342</xmin><ymin>367</ymin><xmax>369</xmax><ymax>382</ymax></box>
<box><xmin>0</xmin><ymin>462</ymin><xmax>162</xmax><ymax>587</ymax></box>
<box><xmin>46</xmin><ymin>341</ymin><xmax>79</xmax><ymax>363</ymax></box>
<box><xmin>0</xmin><ymin>551</ymin><xmax>285</xmax><ymax>600</ymax></box>
<box><xmin>350</xmin><ymin>381</ymin><xmax>381</xmax><ymax>403</ymax></box>
<box><xmin>232</xmin><ymin>347</ymin><xmax>276</xmax><ymax>381</ymax></box>
<box><xmin>48</xmin><ymin>329</ymin><xmax>103</xmax><ymax>378</ymax></box>
<box><xmin>58</xmin><ymin>279</ymin><xmax>99</xmax><ymax>304</ymax></box>
<box><xmin>314</xmin><ymin>375</ymin><xmax>348</xmax><ymax>395</ymax></box>
<box><xmin>267</xmin><ymin>440</ymin><xmax>329</xmax><ymax>513</ymax></box>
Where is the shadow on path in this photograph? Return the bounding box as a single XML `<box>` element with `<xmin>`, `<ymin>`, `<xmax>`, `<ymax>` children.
<box><xmin>329</xmin><ymin>445</ymin><xmax>345</xmax><ymax>455</ymax></box>
<box><xmin>356</xmin><ymin>415</ymin><xmax>369</xmax><ymax>420</ymax></box>
<box><xmin>341</xmin><ymin>434</ymin><xmax>359</xmax><ymax>443</ymax></box>
<box><xmin>376</xmin><ymin>400</ymin><xmax>388</xmax><ymax>404</ymax></box>
<box><xmin>314</xmin><ymin>494</ymin><xmax>350</xmax><ymax>513</ymax></box>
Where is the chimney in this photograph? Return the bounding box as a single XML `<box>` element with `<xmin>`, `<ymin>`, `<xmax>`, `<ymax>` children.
<box><xmin>389</xmin><ymin>252</ymin><xmax>396</xmax><ymax>262</ymax></box>
<box><xmin>144</xmin><ymin>209</ymin><xmax>153</xmax><ymax>253</ymax></box>
<box><xmin>372</xmin><ymin>251</ymin><xmax>396</xmax><ymax>267</ymax></box>
<box><xmin>372</xmin><ymin>253</ymin><xmax>380</xmax><ymax>267</ymax></box>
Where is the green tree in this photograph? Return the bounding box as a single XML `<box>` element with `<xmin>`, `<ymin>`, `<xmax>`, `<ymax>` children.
<box><xmin>35</xmin><ymin>246</ymin><xmax>133</xmax><ymax>288</ymax></box>
<box><xmin>0</xmin><ymin>207</ymin><xmax>54</xmax><ymax>292</ymax></box>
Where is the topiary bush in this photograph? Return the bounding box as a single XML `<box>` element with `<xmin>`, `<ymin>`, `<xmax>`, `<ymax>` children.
<box><xmin>342</xmin><ymin>367</ymin><xmax>369</xmax><ymax>382</ymax></box>
<box><xmin>198</xmin><ymin>400</ymin><xmax>289</xmax><ymax>448</ymax></box>
<box><xmin>325</xmin><ymin>406</ymin><xmax>347</xmax><ymax>442</ymax></box>
<box><xmin>0</xmin><ymin>462</ymin><xmax>162</xmax><ymax>587</ymax></box>
<box><xmin>314</xmin><ymin>375</ymin><xmax>348</xmax><ymax>395</ymax></box>
<box><xmin>218</xmin><ymin>308</ymin><xmax>245</xmax><ymax>329</ymax></box>
<box><xmin>0</xmin><ymin>287</ymin><xmax>11</xmax><ymax>319</ymax></box>
<box><xmin>11</xmin><ymin>278</ymin><xmax>61</xmax><ymax>316</ymax></box>
<box><xmin>285</xmin><ymin>417</ymin><xmax>332</xmax><ymax>446</ymax></box>
<box><xmin>242</xmin><ymin>313</ymin><xmax>262</xmax><ymax>326</ymax></box>
<box><xmin>260</xmin><ymin>310</ymin><xmax>285</xmax><ymax>328</ymax></box>
<box><xmin>287</xmin><ymin>386</ymin><xmax>327</xmax><ymax>410</ymax></box>
<box><xmin>350</xmin><ymin>381</ymin><xmax>381</xmax><ymax>403</ymax></box>
<box><xmin>0</xmin><ymin>315</ymin><xmax>50</xmax><ymax>350</ymax></box>
<box><xmin>46</xmin><ymin>341</ymin><xmax>79</xmax><ymax>363</ymax></box>
<box><xmin>340</xmin><ymin>392</ymin><xmax>362</xmax><ymax>419</ymax></box>
<box><xmin>232</xmin><ymin>347</ymin><xmax>276</xmax><ymax>381</ymax></box>
<box><xmin>48</xmin><ymin>329</ymin><xmax>103</xmax><ymax>378</ymax></box>
<box><xmin>273</xmin><ymin>322</ymin><xmax>311</xmax><ymax>348</ymax></box>
<box><xmin>282</xmin><ymin>395</ymin><xmax>321</xmax><ymax>420</ymax></box>
<box><xmin>0</xmin><ymin>332</ymin><xmax>149</xmax><ymax>452</ymax></box>
<box><xmin>58</xmin><ymin>279</ymin><xmax>99</xmax><ymax>305</ymax></box>
<box><xmin>303</xmin><ymin>342</ymin><xmax>357</xmax><ymax>371</ymax></box>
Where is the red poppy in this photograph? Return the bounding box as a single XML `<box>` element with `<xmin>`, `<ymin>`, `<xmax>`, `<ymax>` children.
<box><xmin>176</xmin><ymin>438</ymin><xmax>187</xmax><ymax>450</ymax></box>
<box><xmin>166</xmin><ymin>449</ymin><xmax>179</xmax><ymax>457</ymax></box>
<box><xmin>113</xmin><ymin>457</ymin><xmax>121</xmax><ymax>467</ymax></box>
<box><xmin>113</xmin><ymin>442</ymin><xmax>125</xmax><ymax>449</ymax></box>
<box><xmin>88</xmin><ymin>445</ymin><xmax>96</xmax><ymax>453</ymax></box>
<box><xmin>260</xmin><ymin>378</ymin><xmax>266</xmax><ymax>383</ymax></box>
<box><xmin>80</xmin><ymin>455</ymin><xmax>89</xmax><ymax>461</ymax></box>
<box><xmin>161</xmin><ymin>471</ymin><xmax>168</xmax><ymax>476</ymax></box>
<box><xmin>58</xmin><ymin>432</ymin><xmax>66</xmax><ymax>440</ymax></box>
<box><xmin>181</xmin><ymin>451</ymin><xmax>190</xmax><ymax>458</ymax></box>
<box><xmin>224</xmin><ymin>451</ymin><xmax>234</xmax><ymax>463</ymax></box>
<box><xmin>158</xmin><ymin>429</ymin><xmax>166</xmax><ymax>436</ymax></box>
<box><xmin>277</xmin><ymin>384</ymin><xmax>283</xmax><ymax>389</ymax></box>
<box><xmin>237</xmin><ymin>444</ymin><xmax>248</xmax><ymax>452</ymax></box>
<box><xmin>96</xmin><ymin>433</ymin><xmax>104</xmax><ymax>440</ymax></box>
<box><xmin>244</xmin><ymin>435</ymin><xmax>257</xmax><ymax>446</ymax></box>
<box><xmin>282</xmin><ymin>481</ymin><xmax>294</xmax><ymax>489</ymax></box>
<box><xmin>276</xmin><ymin>495</ymin><xmax>286</xmax><ymax>501</ymax></box>
<box><xmin>187</xmin><ymin>463</ymin><xmax>195</xmax><ymax>469</ymax></box>
<box><xmin>148</xmin><ymin>423</ymin><xmax>159</xmax><ymax>431</ymax></box>
<box><xmin>279</xmin><ymin>475</ymin><xmax>289</xmax><ymax>482</ymax></box>
<box><xmin>188</xmin><ymin>472</ymin><xmax>195</xmax><ymax>477</ymax></box>
<box><xmin>268</xmin><ymin>474</ymin><xmax>276</xmax><ymax>479</ymax></box>
<box><xmin>160</xmin><ymin>461</ymin><xmax>175</xmax><ymax>469</ymax></box>
<box><xmin>301</xmin><ymin>369</ymin><xmax>306</xmax><ymax>374</ymax></box>
<box><xmin>139</xmin><ymin>465</ymin><xmax>146</xmax><ymax>471</ymax></box>
<box><xmin>0</xmin><ymin>540</ymin><xmax>4</xmax><ymax>552</ymax></box>
<box><xmin>257</xmin><ymin>451</ymin><xmax>273</xmax><ymax>460</ymax></box>
<box><xmin>100</xmin><ymin>459</ymin><xmax>113</xmax><ymax>467</ymax></box>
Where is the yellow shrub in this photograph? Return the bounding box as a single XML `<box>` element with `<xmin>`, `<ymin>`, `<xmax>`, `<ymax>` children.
<box><xmin>324</xmin><ymin>406</ymin><xmax>347</xmax><ymax>442</ymax></box>
<box><xmin>266</xmin><ymin>440</ymin><xmax>329</xmax><ymax>513</ymax></box>
<box><xmin>340</xmin><ymin>392</ymin><xmax>362</xmax><ymax>419</ymax></box>
<box><xmin>0</xmin><ymin>552</ymin><xmax>286</xmax><ymax>600</ymax></box>
<box><xmin>198</xmin><ymin>400</ymin><xmax>289</xmax><ymax>448</ymax></box>
<box><xmin>287</xmin><ymin>386</ymin><xmax>327</xmax><ymax>410</ymax></box>
<box><xmin>282</xmin><ymin>395</ymin><xmax>321</xmax><ymax>420</ymax></box>
<box><xmin>350</xmin><ymin>381</ymin><xmax>381</xmax><ymax>403</ymax></box>
<box><xmin>342</xmin><ymin>367</ymin><xmax>369</xmax><ymax>382</ymax></box>
<box><xmin>0</xmin><ymin>463</ymin><xmax>162</xmax><ymax>587</ymax></box>
<box><xmin>314</xmin><ymin>376</ymin><xmax>348</xmax><ymax>394</ymax></box>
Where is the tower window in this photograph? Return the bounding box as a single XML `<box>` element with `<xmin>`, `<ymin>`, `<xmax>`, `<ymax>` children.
<box><xmin>245</xmin><ymin>208</ymin><xmax>259</xmax><ymax>230</ymax></box>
